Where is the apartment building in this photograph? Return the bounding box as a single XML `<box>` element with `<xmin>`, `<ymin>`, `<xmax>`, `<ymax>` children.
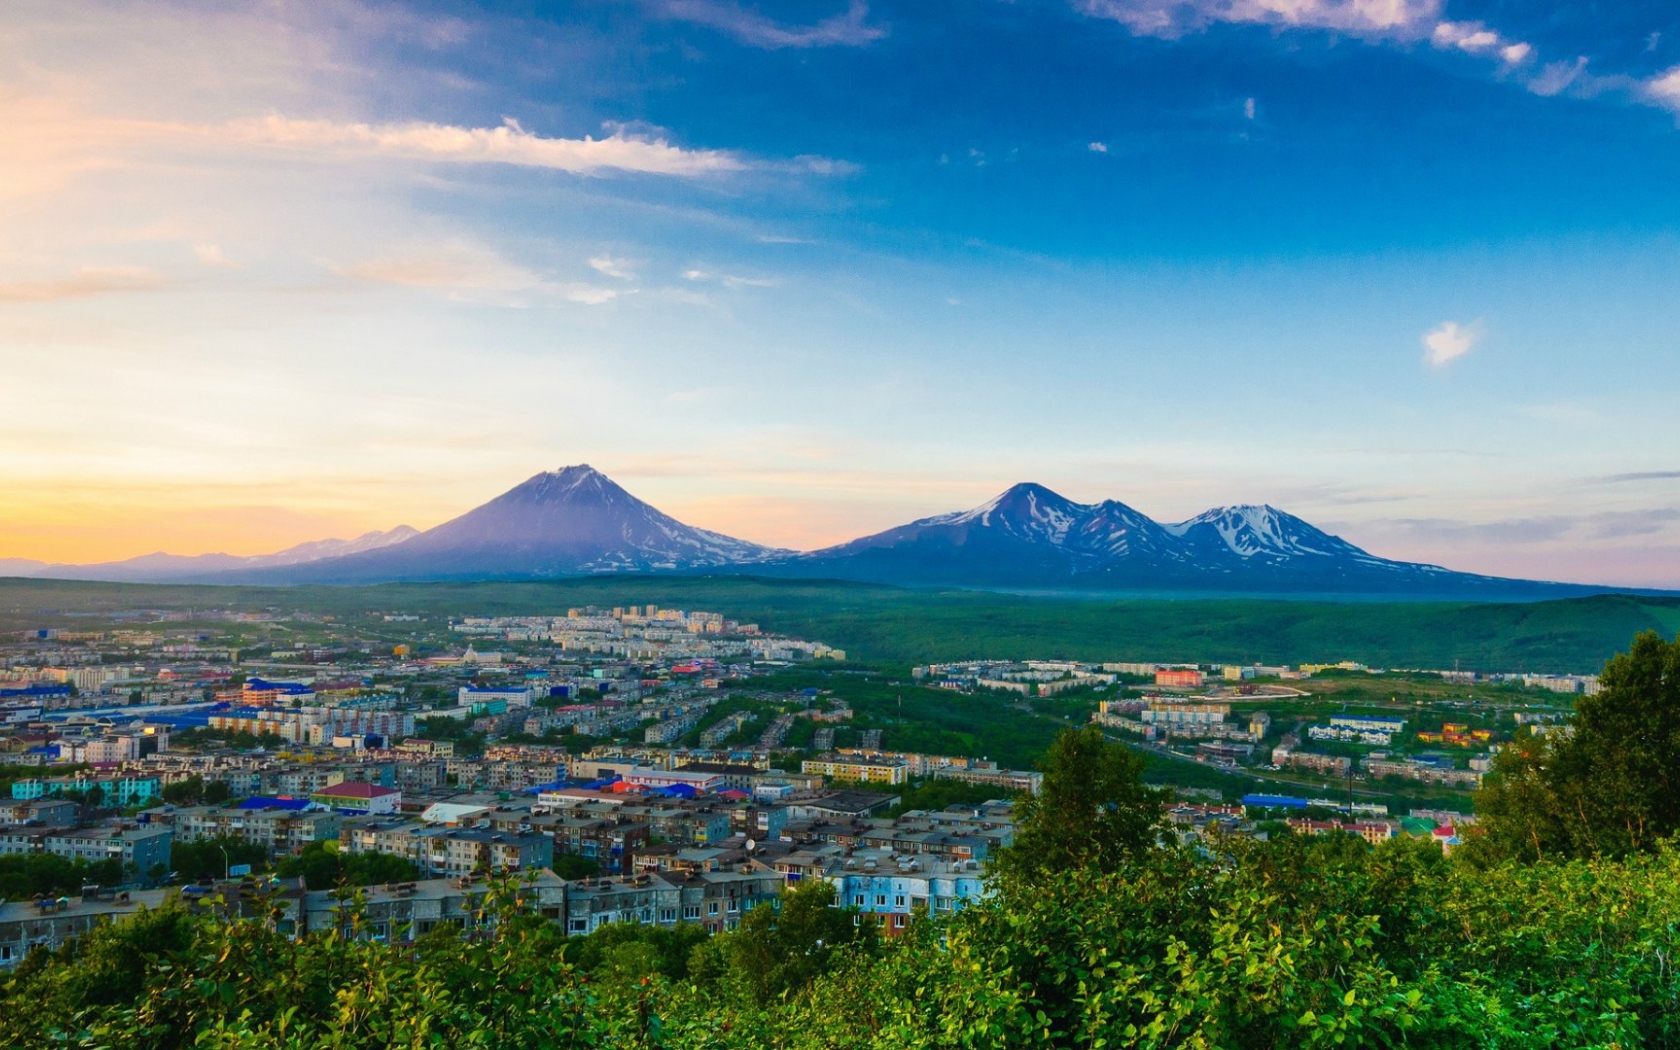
<box><xmin>801</xmin><ymin>754</ymin><xmax>908</xmax><ymax>786</ymax></box>
<box><xmin>164</xmin><ymin>802</ymin><xmax>341</xmax><ymax>854</ymax></box>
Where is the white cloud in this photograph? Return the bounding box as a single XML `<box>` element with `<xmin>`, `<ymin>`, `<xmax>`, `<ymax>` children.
<box><xmin>1648</xmin><ymin>66</ymin><xmax>1680</xmax><ymax>112</ymax></box>
<box><xmin>659</xmin><ymin>0</ymin><xmax>887</xmax><ymax>49</ymax></box>
<box><xmin>1088</xmin><ymin>141</ymin><xmax>1109</xmax><ymax>152</ymax></box>
<box><xmin>1074</xmin><ymin>0</ymin><xmax>1441</xmax><ymax>40</ymax></box>
<box><xmin>1421</xmin><ymin>320</ymin><xmax>1480</xmax><ymax>369</ymax></box>
<box><xmin>0</xmin><ymin>266</ymin><xmax>166</xmax><ymax>303</ymax></box>
<box><xmin>224</xmin><ymin>115</ymin><xmax>746</xmax><ymax>177</ymax></box>
<box><xmin>588</xmin><ymin>255</ymin><xmax>636</xmax><ymax>280</ymax></box>
<box><xmin>682</xmin><ymin>267</ymin><xmax>777</xmax><ymax>289</ymax></box>
<box><xmin>1243</xmin><ymin>97</ymin><xmax>1256</xmax><ymax>120</ymax></box>
<box><xmin>1528</xmin><ymin>57</ymin><xmax>1590</xmax><ymax>97</ymax></box>
<box><xmin>193</xmin><ymin>243</ymin><xmax>242</xmax><ymax>268</ymax></box>
<box><xmin>1430</xmin><ymin>21</ymin><xmax>1534</xmax><ymax>68</ymax></box>
<box><xmin>337</xmin><ymin>240</ymin><xmax>623</xmax><ymax>307</ymax></box>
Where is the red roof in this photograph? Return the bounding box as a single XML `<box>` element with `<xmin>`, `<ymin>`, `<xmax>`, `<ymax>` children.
<box><xmin>313</xmin><ymin>782</ymin><xmax>399</xmax><ymax>799</ymax></box>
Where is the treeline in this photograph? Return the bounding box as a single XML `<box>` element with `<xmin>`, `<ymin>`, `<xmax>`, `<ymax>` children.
<box><xmin>1</xmin><ymin>632</ymin><xmax>1677</xmax><ymax>1048</ymax></box>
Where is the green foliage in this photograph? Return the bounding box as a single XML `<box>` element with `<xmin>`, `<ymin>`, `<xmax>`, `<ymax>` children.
<box><xmin>171</xmin><ymin>727</ymin><xmax>286</xmax><ymax>751</ymax></box>
<box><xmin>558</xmin><ymin>920</ymin><xmax>710</xmax><ymax>982</ymax></box>
<box><xmin>0</xmin><ymin>852</ymin><xmax>123</xmax><ymax>897</ymax></box>
<box><xmin>0</xmin><ymin>762</ymin><xmax>90</xmax><ymax>794</ymax></box>
<box><xmin>549</xmin><ymin>854</ymin><xmax>601</xmax><ymax>880</ymax></box>
<box><xmin>170</xmin><ymin>835</ymin><xmax>270</xmax><ymax>881</ymax></box>
<box><xmin>5</xmin><ymin>576</ymin><xmax>1670</xmax><ymax>673</ymax></box>
<box><xmin>160</xmin><ymin>775</ymin><xmax>205</xmax><ymax>805</ymax></box>
<box><xmin>4</xmin><ymin>842</ymin><xmax>1680</xmax><ymax>1048</ymax></box>
<box><xmin>694</xmin><ymin>880</ymin><xmax>880</xmax><ymax>1006</ymax></box>
<box><xmin>416</xmin><ymin>716</ymin><xmax>488</xmax><ymax>756</ymax></box>
<box><xmin>1472</xmin><ymin>631</ymin><xmax>1680</xmax><ymax>862</ymax></box>
<box><xmin>272</xmin><ymin>840</ymin><xmax>422</xmax><ymax>890</ymax></box>
<box><xmin>994</xmin><ymin>725</ymin><xmax>1166</xmax><ymax>885</ymax></box>
<box><xmin>886</xmin><ymin>777</ymin><xmax>1021</xmax><ymax>817</ymax></box>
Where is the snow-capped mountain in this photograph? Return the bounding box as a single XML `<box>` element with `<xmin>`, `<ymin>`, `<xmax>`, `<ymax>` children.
<box><xmin>799</xmin><ymin>482</ymin><xmax>1188</xmax><ymax>584</ymax></box>
<box><xmin>253</xmin><ymin>465</ymin><xmax>789</xmax><ymax>583</ymax></box>
<box><xmin>7</xmin><ymin>469</ymin><xmax>1622</xmax><ymax>597</ymax></box>
<box><xmin>779</xmin><ymin>483</ymin><xmax>1516</xmax><ymax>595</ymax></box>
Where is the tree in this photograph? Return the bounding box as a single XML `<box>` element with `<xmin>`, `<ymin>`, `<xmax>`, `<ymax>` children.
<box><xmin>170</xmin><ymin>835</ymin><xmax>268</xmax><ymax>881</ymax></box>
<box><xmin>698</xmin><ymin>880</ymin><xmax>877</xmax><ymax>1004</ymax></box>
<box><xmin>993</xmin><ymin>724</ymin><xmax>1165</xmax><ymax>884</ymax></box>
<box><xmin>1472</xmin><ymin>631</ymin><xmax>1680</xmax><ymax>862</ymax></box>
<box><xmin>161</xmin><ymin>775</ymin><xmax>204</xmax><ymax>805</ymax></box>
<box><xmin>274</xmin><ymin>840</ymin><xmax>422</xmax><ymax>890</ymax></box>
<box><xmin>203</xmin><ymin>779</ymin><xmax>233</xmax><ymax>804</ymax></box>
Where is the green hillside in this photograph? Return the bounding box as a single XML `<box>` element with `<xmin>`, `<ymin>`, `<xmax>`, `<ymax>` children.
<box><xmin>3</xmin><ymin>576</ymin><xmax>1675</xmax><ymax>673</ymax></box>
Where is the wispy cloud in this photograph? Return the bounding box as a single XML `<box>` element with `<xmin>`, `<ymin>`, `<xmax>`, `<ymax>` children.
<box><xmin>1069</xmin><ymin>2</ymin><xmax>1680</xmax><ymax>120</ymax></box>
<box><xmin>225</xmin><ymin>115</ymin><xmax>746</xmax><ymax>177</ymax></box>
<box><xmin>193</xmin><ymin>243</ymin><xmax>242</xmax><ymax>269</ymax></box>
<box><xmin>659</xmin><ymin>0</ymin><xmax>887</xmax><ymax>49</ymax></box>
<box><xmin>683</xmin><ymin>267</ymin><xmax>778</xmax><ymax>288</ymax></box>
<box><xmin>337</xmin><ymin>241</ymin><xmax>623</xmax><ymax>307</ymax></box>
<box><xmin>1421</xmin><ymin>319</ymin><xmax>1480</xmax><ymax>368</ymax></box>
<box><xmin>588</xmin><ymin>255</ymin><xmax>636</xmax><ymax>280</ymax></box>
<box><xmin>0</xmin><ymin>266</ymin><xmax>166</xmax><ymax>303</ymax></box>
<box><xmin>1600</xmin><ymin>471</ymin><xmax>1680</xmax><ymax>484</ymax></box>
<box><xmin>1528</xmin><ymin>57</ymin><xmax>1593</xmax><ymax>98</ymax></box>
<box><xmin>1074</xmin><ymin>0</ymin><xmax>1442</xmax><ymax>41</ymax></box>
<box><xmin>1379</xmin><ymin>509</ymin><xmax>1680</xmax><ymax>545</ymax></box>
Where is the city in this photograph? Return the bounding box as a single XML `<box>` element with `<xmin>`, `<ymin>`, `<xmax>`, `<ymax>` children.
<box><xmin>0</xmin><ymin>595</ymin><xmax>1601</xmax><ymax>965</ymax></box>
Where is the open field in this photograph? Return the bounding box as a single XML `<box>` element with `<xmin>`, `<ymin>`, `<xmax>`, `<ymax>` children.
<box><xmin>3</xmin><ymin>576</ymin><xmax>1674</xmax><ymax>674</ymax></box>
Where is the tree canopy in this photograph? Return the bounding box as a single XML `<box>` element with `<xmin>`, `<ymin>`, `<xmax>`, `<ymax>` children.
<box><xmin>1472</xmin><ymin>630</ymin><xmax>1680</xmax><ymax>862</ymax></box>
<box><xmin>993</xmin><ymin>724</ymin><xmax>1165</xmax><ymax>884</ymax></box>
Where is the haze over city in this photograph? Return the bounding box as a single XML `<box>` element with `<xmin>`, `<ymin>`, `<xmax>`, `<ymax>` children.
<box><xmin>3</xmin><ymin>1</ymin><xmax>1679</xmax><ymax>586</ymax></box>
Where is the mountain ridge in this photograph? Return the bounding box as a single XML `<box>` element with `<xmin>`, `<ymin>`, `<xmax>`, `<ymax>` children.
<box><xmin>1</xmin><ymin>468</ymin><xmax>1657</xmax><ymax>599</ymax></box>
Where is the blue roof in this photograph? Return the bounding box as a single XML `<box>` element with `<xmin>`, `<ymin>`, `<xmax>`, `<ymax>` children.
<box><xmin>238</xmin><ymin>796</ymin><xmax>312</xmax><ymax>810</ymax></box>
<box><xmin>0</xmin><ymin>683</ymin><xmax>72</xmax><ymax>699</ymax></box>
<box><xmin>1243</xmin><ymin>794</ymin><xmax>1310</xmax><ymax>808</ymax></box>
<box><xmin>245</xmin><ymin>678</ymin><xmax>311</xmax><ymax>693</ymax></box>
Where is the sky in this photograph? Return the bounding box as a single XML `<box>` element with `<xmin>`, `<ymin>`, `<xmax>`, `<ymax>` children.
<box><xmin>1</xmin><ymin>0</ymin><xmax>1678</xmax><ymax>586</ymax></box>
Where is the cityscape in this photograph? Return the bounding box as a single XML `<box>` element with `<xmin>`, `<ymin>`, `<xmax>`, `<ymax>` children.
<box><xmin>4</xmin><ymin>0</ymin><xmax>1679</xmax><ymax>1045</ymax></box>
<box><xmin>0</xmin><ymin>594</ymin><xmax>1603</xmax><ymax>962</ymax></box>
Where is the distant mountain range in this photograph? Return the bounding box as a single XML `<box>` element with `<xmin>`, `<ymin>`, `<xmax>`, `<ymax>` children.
<box><xmin>2</xmin><ymin>527</ymin><xmax>420</xmax><ymax>584</ymax></box>
<box><xmin>0</xmin><ymin>465</ymin><xmax>1650</xmax><ymax>599</ymax></box>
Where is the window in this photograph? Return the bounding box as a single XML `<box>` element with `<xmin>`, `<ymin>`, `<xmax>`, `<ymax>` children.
<box><xmin>894</xmin><ymin>895</ymin><xmax>905</xmax><ymax>908</ymax></box>
<box><xmin>875</xmin><ymin>895</ymin><xmax>886</xmax><ymax>907</ymax></box>
<box><xmin>707</xmin><ymin>902</ymin><xmax>719</xmax><ymax>916</ymax></box>
<box><xmin>853</xmin><ymin>895</ymin><xmax>865</xmax><ymax>906</ymax></box>
<box><xmin>893</xmin><ymin>915</ymin><xmax>906</xmax><ymax>929</ymax></box>
<box><xmin>570</xmin><ymin>919</ymin><xmax>588</xmax><ymax>933</ymax></box>
<box><xmin>683</xmin><ymin>905</ymin><xmax>700</xmax><ymax>920</ymax></box>
<box><xmin>660</xmin><ymin>909</ymin><xmax>676</xmax><ymax>923</ymax></box>
<box><xmin>726</xmin><ymin>900</ymin><xmax>738</xmax><ymax>913</ymax></box>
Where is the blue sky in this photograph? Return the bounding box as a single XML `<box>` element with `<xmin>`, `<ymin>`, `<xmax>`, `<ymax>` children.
<box><xmin>0</xmin><ymin>0</ymin><xmax>1677</xmax><ymax>585</ymax></box>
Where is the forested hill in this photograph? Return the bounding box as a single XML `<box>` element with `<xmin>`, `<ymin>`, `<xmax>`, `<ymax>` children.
<box><xmin>4</xmin><ymin>577</ymin><xmax>1678</xmax><ymax>673</ymax></box>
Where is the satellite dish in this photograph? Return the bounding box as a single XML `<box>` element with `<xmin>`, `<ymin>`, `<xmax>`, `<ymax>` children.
<box><xmin>745</xmin><ymin>838</ymin><xmax>756</xmax><ymax>852</ymax></box>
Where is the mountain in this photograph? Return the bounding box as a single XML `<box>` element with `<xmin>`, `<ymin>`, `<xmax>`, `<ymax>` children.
<box><xmin>7</xmin><ymin>470</ymin><xmax>1645</xmax><ymax>598</ymax></box>
<box><xmin>778</xmin><ymin>483</ymin><xmax>1566</xmax><ymax>597</ymax></box>
<box><xmin>14</xmin><ymin>527</ymin><xmax>420</xmax><ymax>583</ymax></box>
<box><xmin>787</xmin><ymin>482</ymin><xmax>1190</xmax><ymax>585</ymax></box>
<box><xmin>245</xmin><ymin>465</ymin><xmax>789</xmax><ymax>583</ymax></box>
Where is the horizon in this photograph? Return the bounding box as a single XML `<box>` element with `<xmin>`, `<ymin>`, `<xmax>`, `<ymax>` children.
<box><xmin>2</xmin><ymin>2</ymin><xmax>1678</xmax><ymax>587</ymax></box>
